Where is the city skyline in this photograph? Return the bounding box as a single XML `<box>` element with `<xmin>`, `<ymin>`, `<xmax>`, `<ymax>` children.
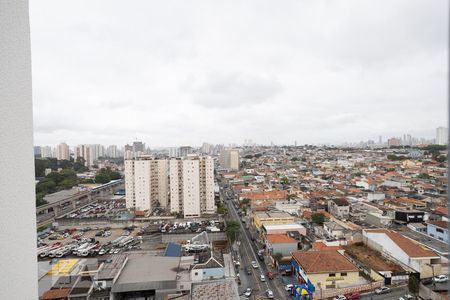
<box><xmin>30</xmin><ymin>1</ymin><xmax>447</xmax><ymax>146</ymax></box>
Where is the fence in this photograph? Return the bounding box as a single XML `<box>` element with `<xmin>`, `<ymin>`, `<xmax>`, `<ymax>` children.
<box><xmin>314</xmin><ymin>281</ymin><xmax>384</xmax><ymax>299</ymax></box>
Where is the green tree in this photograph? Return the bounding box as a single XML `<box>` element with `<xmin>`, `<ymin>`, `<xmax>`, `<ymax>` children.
<box><xmin>408</xmin><ymin>276</ymin><xmax>419</xmax><ymax>297</ymax></box>
<box><xmin>281</xmin><ymin>177</ymin><xmax>289</xmax><ymax>184</ymax></box>
<box><xmin>240</xmin><ymin>198</ymin><xmax>250</xmax><ymax>208</ymax></box>
<box><xmin>311</xmin><ymin>212</ymin><xmax>325</xmax><ymax>225</ymax></box>
<box><xmin>217</xmin><ymin>202</ymin><xmax>228</xmax><ymax>215</ymax></box>
<box><xmin>435</xmin><ymin>155</ymin><xmax>446</xmax><ymax>163</ymax></box>
<box><xmin>95</xmin><ymin>172</ymin><xmax>111</xmax><ymax>184</ymax></box>
<box><xmin>226</xmin><ymin>220</ymin><xmax>240</xmax><ymax>242</ymax></box>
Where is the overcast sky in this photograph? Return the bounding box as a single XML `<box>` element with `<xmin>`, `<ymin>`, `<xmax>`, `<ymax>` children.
<box><xmin>30</xmin><ymin>0</ymin><xmax>448</xmax><ymax>147</ymax></box>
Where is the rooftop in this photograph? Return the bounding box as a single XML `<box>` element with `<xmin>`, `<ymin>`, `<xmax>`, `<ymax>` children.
<box><xmin>191</xmin><ymin>279</ymin><xmax>239</xmax><ymax>300</ymax></box>
<box><xmin>364</xmin><ymin>229</ymin><xmax>438</xmax><ymax>258</ymax></box>
<box><xmin>427</xmin><ymin>220</ymin><xmax>448</xmax><ymax>230</ymax></box>
<box><xmin>42</xmin><ymin>188</ymin><xmax>89</xmax><ymax>205</ymax></box>
<box><xmin>254</xmin><ymin>211</ymin><xmax>294</xmax><ymax>219</ymax></box>
<box><xmin>266</xmin><ymin>234</ymin><xmax>297</xmax><ymax>244</ymax></box>
<box><xmin>292</xmin><ymin>250</ymin><xmax>358</xmax><ymax>274</ymax></box>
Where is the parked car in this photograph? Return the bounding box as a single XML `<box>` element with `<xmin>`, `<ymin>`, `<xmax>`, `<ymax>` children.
<box><xmin>434</xmin><ymin>275</ymin><xmax>448</xmax><ymax>283</ymax></box>
<box><xmin>399</xmin><ymin>294</ymin><xmax>414</xmax><ymax>300</ymax></box>
<box><xmin>265</xmin><ymin>289</ymin><xmax>274</xmax><ymax>299</ymax></box>
<box><xmin>246</xmin><ymin>267</ymin><xmax>251</xmax><ymax>275</ymax></box>
<box><xmin>333</xmin><ymin>295</ymin><xmax>346</xmax><ymax>300</ymax></box>
<box><xmin>251</xmin><ymin>261</ymin><xmax>259</xmax><ymax>269</ymax></box>
<box><xmin>421</xmin><ymin>277</ymin><xmax>434</xmax><ymax>285</ymax></box>
<box><xmin>345</xmin><ymin>291</ymin><xmax>360</xmax><ymax>300</ymax></box>
<box><xmin>285</xmin><ymin>284</ymin><xmax>294</xmax><ymax>292</ymax></box>
<box><xmin>375</xmin><ymin>287</ymin><xmax>391</xmax><ymax>295</ymax></box>
<box><xmin>260</xmin><ymin>274</ymin><xmax>266</xmax><ymax>282</ymax></box>
<box><xmin>244</xmin><ymin>288</ymin><xmax>252</xmax><ymax>297</ymax></box>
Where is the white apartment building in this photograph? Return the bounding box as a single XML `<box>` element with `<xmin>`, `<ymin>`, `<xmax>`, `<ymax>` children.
<box><xmin>106</xmin><ymin>145</ymin><xmax>118</xmax><ymax>158</ymax></box>
<box><xmin>125</xmin><ymin>156</ymin><xmax>169</xmax><ymax>212</ymax></box>
<box><xmin>436</xmin><ymin>126</ymin><xmax>448</xmax><ymax>145</ymax></box>
<box><xmin>169</xmin><ymin>156</ymin><xmax>215</xmax><ymax>218</ymax></box>
<box><xmin>74</xmin><ymin>144</ymin><xmax>105</xmax><ymax>166</ymax></box>
<box><xmin>219</xmin><ymin>149</ymin><xmax>239</xmax><ymax>171</ymax></box>
<box><xmin>56</xmin><ymin>142</ymin><xmax>70</xmax><ymax>161</ymax></box>
<box><xmin>40</xmin><ymin>146</ymin><xmax>53</xmax><ymax>158</ymax></box>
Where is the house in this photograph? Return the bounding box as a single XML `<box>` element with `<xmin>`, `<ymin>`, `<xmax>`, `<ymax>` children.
<box><xmin>291</xmin><ymin>250</ymin><xmax>361</xmax><ymax>290</ymax></box>
<box><xmin>323</xmin><ymin>221</ymin><xmax>346</xmax><ymax>239</ymax></box>
<box><xmin>363</xmin><ymin>229</ymin><xmax>441</xmax><ymax>277</ymax></box>
<box><xmin>265</xmin><ymin>234</ymin><xmax>298</xmax><ymax>256</ymax></box>
<box><xmin>327</xmin><ymin>198</ymin><xmax>350</xmax><ymax>219</ymax></box>
<box><xmin>394</xmin><ymin>209</ymin><xmax>424</xmax><ymax>224</ymax></box>
<box><xmin>427</xmin><ymin>221</ymin><xmax>449</xmax><ymax>243</ymax></box>
<box><xmin>261</xmin><ymin>223</ymin><xmax>307</xmax><ymax>237</ymax></box>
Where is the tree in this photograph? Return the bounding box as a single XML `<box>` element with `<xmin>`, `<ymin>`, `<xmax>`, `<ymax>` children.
<box><xmin>435</xmin><ymin>155</ymin><xmax>446</xmax><ymax>163</ymax></box>
<box><xmin>408</xmin><ymin>275</ymin><xmax>419</xmax><ymax>297</ymax></box>
<box><xmin>95</xmin><ymin>172</ymin><xmax>111</xmax><ymax>184</ymax></box>
<box><xmin>226</xmin><ymin>220</ymin><xmax>240</xmax><ymax>243</ymax></box>
<box><xmin>240</xmin><ymin>198</ymin><xmax>250</xmax><ymax>208</ymax></box>
<box><xmin>281</xmin><ymin>177</ymin><xmax>289</xmax><ymax>184</ymax></box>
<box><xmin>311</xmin><ymin>212</ymin><xmax>325</xmax><ymax>225</ymax></box>
<box><xmin>217</xmin><ymin>202</ymin><xmax>228</xmax><ymax>215</ymax></box>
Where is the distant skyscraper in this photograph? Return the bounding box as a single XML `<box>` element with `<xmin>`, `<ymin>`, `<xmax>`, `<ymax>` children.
<box><xmin>34</xmin><ymin>146</ymin><xmax>41</xmax><ymax>158</ymax></box>
<box><xmin>106</xmin><ymin>145</ymin><xmax>118</xmax><ymax>158</ymax></box>
<box><xmin>179</xmin><ymin>146</ymin><xmax>193</xmax><ymax>157</ymax></box>
<box><xmin>436</xmin><ymin>127</ymin><xmax>448</xmax><ymax>145</ymax></box>
<box><xmin>378</xmin><ymin>136</ymin><xmax>382</xmax><ymax>144</ymax></box>
<box><xmin>219</xmin><ymin>149</ymin><xmax>240</xmax><ymax>171</ymax></box>
<box><xmin>56</xmin><ymin>142</ymin><xmax>70</xmax><ymax>160</ymax></box>
<box><xmin>387</xmin><ymin>138</ymin><xmax>402</xmax><ymax>147</ymax></box>
<box><xmin>40</xmin><ymin>146</ymin><xmax>53</xmax><ymax>158</ymax></box>
<box><xmin>168</xmin><ymin>147</ymin><xmax>180</xmax><ymax>158</ymax></box>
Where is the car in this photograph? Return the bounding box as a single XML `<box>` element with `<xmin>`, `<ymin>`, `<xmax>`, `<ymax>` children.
<box><xmin>265</xmin><ymin>289</ymin><xmax>274</xmax><ymax>299</ymax></box>
<box><xmin>375</xmin><ymin>287</ymin><xmax>391</xmax><ymax>295</ymax></box>
<box><xmin>421</xmin><ymin>277</ymin><xmax>434</xmax><ymax>285</ymax></box>
<box><xmin>260</xmin><ymin>274</ymin><xmax>266</xmax><ymax>282</ymax></box>
<box><xmin>251</xmin><ymin>261</ymin><xmax>259</xmax><ymax>269</ymax></box>
<box><xmin>246</xmin><ymin>267</ymin><xmax>251</xmax><ymax>275</ymax></box>
<box><xmin>345</xmin><ymin>291</ymin><xmax>360</xmax><ymax>300</ymax></box>
<box><xmin>434</xmin><ymin>275</ymin><xmax>448</xmax><ymax>283</ymax></box>
<box><xmin>244</xmin><ymin>288</ymin><xmax>252</xmax><ymax>297</ymax></box>
<box><xmin>399</xmin><ymin>294</ymin><xmax>414</xmax><ymax>300</ymax></box>
<box><xmin>285</xmin><ymin>284</ymin><xmax>294</xmax><ymax>291</ymax></box>
<box><xmin>234</xmin><ymin>260</ymin><xmax>240</xmax><ymax>267</ymax></box>
<box><xmin>333</xmin><ymin>295</ymin><xmax>346</xmax><ymax>300</ymax></box>
<box><xmin>266</xmin><ymin>271</ymin><xmax>273</xmax><ymax>280</ymax></box>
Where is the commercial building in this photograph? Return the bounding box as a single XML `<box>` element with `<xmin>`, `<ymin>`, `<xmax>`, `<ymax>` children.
<box><xmin>169</xmin><ymin>155</ymin><xmax>215</xmax><ymax>217</ymax></box>
<box><xmin>219</xmin><ymin>149</ymin><xmax>239</xmax><ymax>171</ymax></box>
<box><xmin>253</xmin><ymin>211</ymin><xmax>295</xmax><ymax>229</ymax></box>
<box><xmin>265</xmin><ymin>234</ymin><xmax>298</xmax><ymax>256</ymax></box>
<box><xmin>436</xmin><ymin>126</ymin><xmax>448</xmax><ymax>145</ymax></box>
<box><xmin>56</xmin><ymin>142</ymin><xmax>70</xmax><ymax>161</ymax></box>
<box><xmin>363</xmin><ymin>229</ymin><xmax>441</xmax><ymax>277</ymax></box>
<box><xmin>125</xmin><ymin>156</ymin><xmax>169</xmax><ymax>212</ymax></box>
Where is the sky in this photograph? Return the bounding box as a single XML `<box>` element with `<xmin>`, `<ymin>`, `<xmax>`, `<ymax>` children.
<box><xmin>30</xmin><ymin>0</ymin><xmax>448</xmax><ymax>147</ymax></box>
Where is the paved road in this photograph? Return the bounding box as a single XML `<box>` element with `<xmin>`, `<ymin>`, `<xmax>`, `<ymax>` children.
<box><xmin>222</xmin><ymin>187</ymin><xmax>290</xmax><ymax>299</ymax></box>
<box><xmin>360</xmin><ymin>286</ymin><xmax>409</xmax><ymax>300</ymax></box>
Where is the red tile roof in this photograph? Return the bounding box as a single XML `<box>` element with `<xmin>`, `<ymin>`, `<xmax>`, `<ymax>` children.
<box><xmin>434</xmin><ymin>207</ymin><xmax>448</xmax><ymax>216</ymax></box>
<box><xmin>311</xmin><ymin>242</ymin><xmax>343</xmax><ymax>251</ymax></box>
<box><xmin>267</xmin><ymin>234</ymin><xmax>297</xmax><ymax>244</ymax></box>
<box><xmin>240</xmin><ymin>190</ymin><xmax>288</xmax><ymax>201</ymax></box>
<box><xmin>428</xmin><ymin>220</ymin><xmax>448</xmax><ymax>230</ymax></box>
<box><xmin>365</xmin><ymin>229</ymin><xmax>438</xmax><ymax>258</ymax></box>
<box><xmin>41</xmin><ymin>288</ymin><xmax>71</xmax><ymax>300</ymax></box>
<box><xmin>292</xmin><ymin>250</ymin><xmax>358</xmax><ymax>274</ymax></box>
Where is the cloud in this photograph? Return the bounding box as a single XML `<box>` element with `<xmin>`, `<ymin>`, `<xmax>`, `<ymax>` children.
<box><xmin>29</xmin><ymin>0</ymin><xmax>447</xmax><ymax>146</ymax></box>
<box><xmin>184</xmin><ymin>72</ymin><xmax>282</xmax><ymax>109</ymax></box>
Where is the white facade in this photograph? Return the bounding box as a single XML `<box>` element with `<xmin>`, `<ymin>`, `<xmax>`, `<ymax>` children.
<box><xmin>169</xmin><ymin>156</ymin><xmax>215</xmax><ymax>218</ymax></box>
<box><xmin>219</xmin><ymin>149</ymin><xmax>239</xmax><ymax>171</ymax></box>
<box><xmin>436</xmin><ymin>126</ymin><xmax>448</xmax><ymax>145</ymax></box>
<box><xmin>56</xmin><ymin>142</ymin><xmax>70</xmax><ymax>160</ymax></box>
<box><xmin>40</xmin><ymin>146</ymin><xmax>53</xmax><ymax>158</ymax></box>
<box><xmin>106</xmin><ymin>145</ymin><xmax>118</xmax><ymax>158</ymax></box>
<box><xmin>125</xmin><ymin>157</ymin><xmax>169</xmax><ymax>211</ymax></box>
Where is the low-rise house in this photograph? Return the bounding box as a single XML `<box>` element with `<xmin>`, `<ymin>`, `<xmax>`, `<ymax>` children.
<box><xmin>327</xmin><ymin>198</ymin><xmax>350</xmax><ymax>218</ymax></box>
<box><xmin>365</xmin><ymin>212</ymin><xmax>394</xmax><ymax>227</ymax></box>
<box><xmin>291</xmin><ymin>250</ymin><xmax>361</xmax><ymax>290</ymax></box>
<box><xmin>324</xmin><ymin>221</ymin><xmax>346</xmax><ymax>239</ymax></box>
<box><xmin>427</xmin><ymin>221</ymin><xmax>449</xmax><ymax>243</ymax></box>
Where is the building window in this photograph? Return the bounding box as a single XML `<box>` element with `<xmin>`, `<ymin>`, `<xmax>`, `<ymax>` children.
<box><xmin>341</xmin><ymin>272</ymin><xmax>347</xmax><ymax>276</ymax></box>
<box><xmin>329</xmin><ymin>273</ymin><xmax>336</xmax><ymax>277</ymax></box>
<box><xmin>195</xmin><ymin>272</ymin><xmax>198</xmax><ymax>276</ymax></box>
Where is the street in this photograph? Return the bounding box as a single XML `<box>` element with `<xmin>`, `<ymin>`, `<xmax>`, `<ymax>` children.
<box><xmin>222</xmin><ymin>185</ymin><xmax>291</xmax><ymax>299</ymax></box>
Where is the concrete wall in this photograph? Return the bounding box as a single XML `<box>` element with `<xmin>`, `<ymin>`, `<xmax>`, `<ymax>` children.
<box><xmin>162</xmin><ymin>232</ymin><xmax>226</xmax><ymax>243</ymax></box>
<box><xmin>0</xmin><ymin>1</ymin><xmax>38</xmax><ymax>298</ymax></box>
